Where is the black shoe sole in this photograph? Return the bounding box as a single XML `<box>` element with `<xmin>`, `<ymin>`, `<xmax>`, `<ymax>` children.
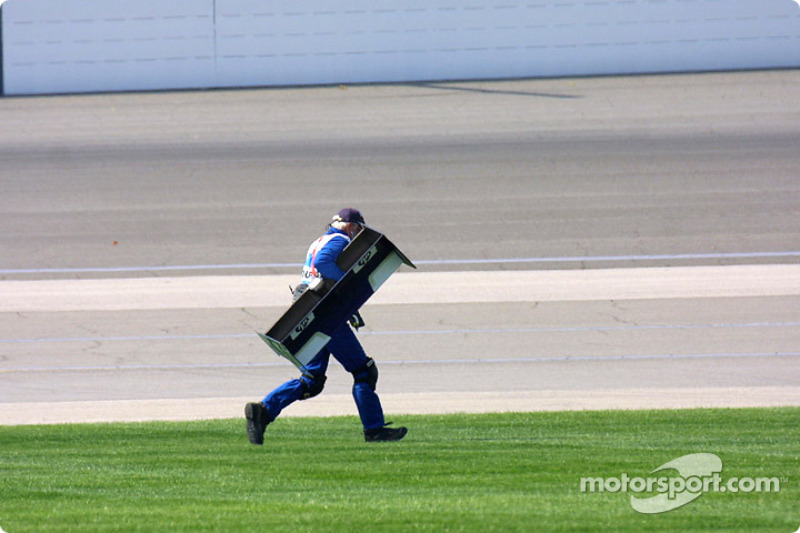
<box><xmin>365</xmin><ymin>426</ymin><xmax>408</xmax><ymax>442</ymax></box>
<box><xmin>245</xmin><ymin>402</ymin><xmax>266</xmax><ymax>445</ymax></box>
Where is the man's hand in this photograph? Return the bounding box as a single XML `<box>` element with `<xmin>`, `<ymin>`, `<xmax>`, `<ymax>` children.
<box><xmin>349</xmin><ymin>311</ymin><xmax>365</xmax><ymax>331</ymax></box>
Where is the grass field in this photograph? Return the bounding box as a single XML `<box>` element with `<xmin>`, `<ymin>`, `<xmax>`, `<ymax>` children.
<box><xmin>0</xmin><ymin>408</ymin><xmax>797</xmax><ymax>532</ymax></box>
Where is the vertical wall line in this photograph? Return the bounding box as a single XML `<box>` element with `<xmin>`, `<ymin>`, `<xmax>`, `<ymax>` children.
<box><xmin>0</xmin><ymin>3</ymin><xmax>5</xmax><ymax>96</ymax></box>
<box><xmin>212</xmin><ymin>0</ymin><xmax>218</xmax><ymax>83</ymax></box>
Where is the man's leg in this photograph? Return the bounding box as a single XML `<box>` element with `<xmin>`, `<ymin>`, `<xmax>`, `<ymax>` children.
<box><xmin>246</xmin><ymin>350</ymin><xmax>330</xmax><ymax>445</ymax></box>
<box><xmin>263</xmin><ymin>350</ymin><xmax>330</xmax><ymax>418</ymax></box>
<box><xmin>327</xmin><ymin>324</ymin><xmax>386</xmax><ymax>430</ymax></box>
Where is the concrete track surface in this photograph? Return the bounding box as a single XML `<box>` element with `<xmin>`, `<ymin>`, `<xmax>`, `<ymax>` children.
<box><xmin>1</xmin><ymin>70</ymin><xmax>799</xmax><ymax>425</ymax></box>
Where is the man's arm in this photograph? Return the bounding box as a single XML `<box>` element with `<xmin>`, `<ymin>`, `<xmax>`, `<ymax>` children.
<box><xmin>313</xmin><ymin>235</ymin><xmax>349</xmax><ymax>281</ymax></box>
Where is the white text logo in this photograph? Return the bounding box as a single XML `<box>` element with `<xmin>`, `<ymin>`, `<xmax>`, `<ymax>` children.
<box><xmin>580</xmin><ymin>453</ymin><xmax>780</xmax><ymax>514</ymax></box>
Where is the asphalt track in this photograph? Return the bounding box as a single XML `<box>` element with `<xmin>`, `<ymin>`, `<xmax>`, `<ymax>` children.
<box><xmin>1</xmin><ymin>70</ymin><xmax>799</xmax><ymax>425</ymax></box>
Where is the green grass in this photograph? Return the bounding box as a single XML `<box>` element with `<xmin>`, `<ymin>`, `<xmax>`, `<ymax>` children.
<box><xmin>0</xmin><ymin>408</ymin><xmax>797</xmax><ymax>532</ymax></box>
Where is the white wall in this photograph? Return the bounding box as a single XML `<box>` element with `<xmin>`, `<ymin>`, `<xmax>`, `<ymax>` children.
<box><xmin>2</xmin><ymin>0</ymin><xmax>800</xmax><ymax>95</ymax></box>
<box><xmin>1</xmin><ymin>0</ymin><xmax>216</xmax><ymax>94</ymax></box>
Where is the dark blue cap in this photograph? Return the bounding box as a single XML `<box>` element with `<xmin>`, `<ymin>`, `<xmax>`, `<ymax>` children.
<box><xmin>335</xmin><ymin>208</ymin><xmax>365</xmax><ymax>224</ymax></box>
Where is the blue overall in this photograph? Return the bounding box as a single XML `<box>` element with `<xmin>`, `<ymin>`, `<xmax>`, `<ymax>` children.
<box><xmin>261</xmin><ymin>227</ymin><xmax>386</xmax><ymax>430</ymax></box>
